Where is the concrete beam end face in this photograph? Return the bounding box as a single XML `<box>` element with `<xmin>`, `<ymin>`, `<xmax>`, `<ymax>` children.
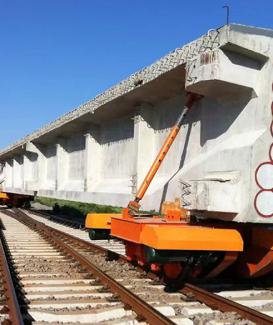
<box><xmin>185</xmin><ymin>48</ymin><xmax>261</xmax><ymax>99</ymax></box>
<box><xmin>25</xmin><ymin>142</ymin><xmax>40</xmax><ymax>155</ymax></box>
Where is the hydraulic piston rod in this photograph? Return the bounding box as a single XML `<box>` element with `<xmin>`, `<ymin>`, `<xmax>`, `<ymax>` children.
<box><xmin>128</xmin><ymin>92</ymin><xmax>201</xmax><ymax>214</ymax></box>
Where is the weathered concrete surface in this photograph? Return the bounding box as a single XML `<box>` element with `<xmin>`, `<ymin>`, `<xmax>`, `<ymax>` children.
<box><xmin>1</xmin><ymin>24</ymin><xmax>273</xmax><ymax>223</ymax></box>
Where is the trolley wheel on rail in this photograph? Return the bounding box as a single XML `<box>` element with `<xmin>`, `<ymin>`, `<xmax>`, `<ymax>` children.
<box><xmin>23</xmin><ymin>201</ymin><xmax>31</xmax><ymax>209</ymax></box>
<box><xmin>88</xmin><ymin>229</ymin><xmax>110</xmax><ymax>240</ymax></box>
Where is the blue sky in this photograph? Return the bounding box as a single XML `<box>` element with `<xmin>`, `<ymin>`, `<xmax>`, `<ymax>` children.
<box><xmin>0</xmin><ymin>0</ymin><xmax>273</xmax><ymax>149</ymax></box>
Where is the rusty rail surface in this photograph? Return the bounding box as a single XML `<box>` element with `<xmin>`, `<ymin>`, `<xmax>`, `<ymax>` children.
<box><xmin>28</xmin><ymin>209</ymin><xmax>85</xmax><ymax>228</ymax></box>
<box><xmin>8</xmin><ymin>208</ymin><xmax>273</xmax><ymax>325</ymax></box>
<box><xmin>181</xmin><ymin>284</ymin><xmax>273</xmax><ymax>325</ymax></box>
<box><xmin>19</xmin><ymin>209</ymin><xmax>119</xmax><ymax>258</ymax></box>
<box><xmin>0</xmin><ymin>223</ymin><xmax>24</xmax><ymax>325</ymax></box>
<box><xmin>4</xmin><ymin>208</ymin><xmax>174</xmax><ymax>325</ymax></box>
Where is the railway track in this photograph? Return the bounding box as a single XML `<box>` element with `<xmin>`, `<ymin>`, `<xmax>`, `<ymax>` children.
<box><xmin>0</xmin><ymin>218</ymin><xmax>24</xmax><ymax>325</ymax></box>
<box><xmin>1</xmin><ymin>208</ymin><xmax>273</xmax><ymax>324</ymax></box>
<box><xmin>28</xmin><ymin>209</ymin><xmax>85</xmax><ymax>229</ymax></box>
<box><xmin>0</xmin><ymin>209</ymin><xmax>178</xmax><ymax>324</ymax></box>
<box><xmin>25</xmin><ymin>209</ymin><xmax>126</xmax><ymax>256</ymax></box>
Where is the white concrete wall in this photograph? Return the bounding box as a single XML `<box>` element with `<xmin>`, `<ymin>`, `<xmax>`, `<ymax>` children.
<box><xmin>85</xmin><ymin>127</ymin><xmax>101</xmax><ymax>191</ymax></box>
<box><xmin>4</xmin><ymin>160</ymin><xmax>13</xmax><ymax>188</ymax></box>
<box><xmin>23</xmin><ymin>152</ymin><xmax>38</xmax><ymax>191</ymax></box>
<box><xmin>97</xmin><ymin>117</ymin><xmax>135</xmax><ymax>195</ymax></box>
<box><xmin>61</xmin><ymin>135</ymin><xmax>85</xmax><ymax>192</ymax></box>
<box><xmin>101</xmin><ymin>118</ymin><xmax>134</xmax><ymax>178</ymax></box>
<box><xmin>42</xmin><ymin>144</ymin><xmax>57</xmax><ymax>190</ymax></box>
<box><xmin>13</xmin><ymin>156</ymin><xmax>23</xmax><ymax>189</ymax></box>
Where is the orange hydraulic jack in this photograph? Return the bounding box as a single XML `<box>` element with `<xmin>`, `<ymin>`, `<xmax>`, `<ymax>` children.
<box><xmin>111</xmin><ymin>93</ymin><xmax>244</xmax><ymax>282</ymax></box>
<box><xmin>126</xmin><ymin>93</ymin><xmax>201</xmax><ymax>215</ymax></box>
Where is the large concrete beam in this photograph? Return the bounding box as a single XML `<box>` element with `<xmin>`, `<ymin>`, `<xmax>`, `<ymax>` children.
<box><xmin>1</xmin><ymin>24</ymin><xmax>273</xmax><ymax>224</ymax></box>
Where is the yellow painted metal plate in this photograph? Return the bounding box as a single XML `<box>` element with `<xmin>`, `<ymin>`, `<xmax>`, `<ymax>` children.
<box><xmin>85</xmin><ymin>213</ymin><xmax>122</xmax><ymax>229</ymax></box>
<box><xmin>0</xmin><ymin>192</ymin><xmax>9</xmax><ymax>199</ymax></box>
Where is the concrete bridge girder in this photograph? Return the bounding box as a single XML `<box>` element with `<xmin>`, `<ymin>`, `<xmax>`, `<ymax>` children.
<box><xmin>1</xmin><ymin>24</ymin><xmax>273</xmax><ymax>223</ymax></box>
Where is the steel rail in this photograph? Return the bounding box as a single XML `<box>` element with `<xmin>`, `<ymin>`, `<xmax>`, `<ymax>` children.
<box><xmin>14</xmin><ymin>209</ymin><xmax>114</xmax><ymax>257</ymax></box>
<box><xmin>10</xmin><ymin>208</ymin><xmax>273</xmax><ymax>325</ymax></box>
<box><xmin>29</xmin><ymin>209</ymin><xmax>84</xmax><ymax>228</ymax></box>
<box><xmin>43</xmin><ymin>232</ymin><xmax>174</xmax><ymax>325</ymax></box>
<box><xmin>0</xmin><ymin>227</ymin><xmax>24</xmax><ymax>324</ymax></box>
<box><xmin>181</xmin><ymin>284</ymin><xmax>273</xmax><ymax>325</ymax></box>
<box><xmin>7</xmin><ymin>208</ymin><xmax>175</xmax><ymax>325</ymax></box>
